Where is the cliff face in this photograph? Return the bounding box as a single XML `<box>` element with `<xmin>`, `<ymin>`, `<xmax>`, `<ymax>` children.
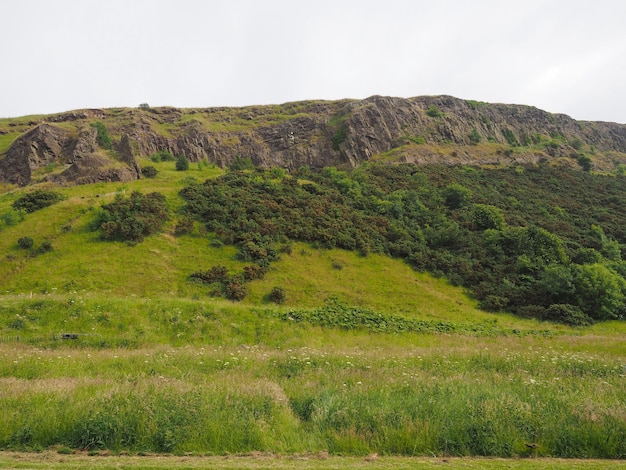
<box><xmin>1</xmin><ymin>95</ymin><xmax>626</xmax><ymax>186</ymax></box>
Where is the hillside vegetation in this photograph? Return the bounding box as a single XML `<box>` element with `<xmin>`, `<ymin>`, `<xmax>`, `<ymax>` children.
<box><xmin>0</xmin><ymin>101</ymin><xmax>625</xmax><ymax>463</ymax></box>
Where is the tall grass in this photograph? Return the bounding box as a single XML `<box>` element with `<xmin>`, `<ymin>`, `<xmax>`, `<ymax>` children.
<box><xmin>1</xmin><ymin>332</ymin><xmax>624</xmax><ymax>457</ymax></box>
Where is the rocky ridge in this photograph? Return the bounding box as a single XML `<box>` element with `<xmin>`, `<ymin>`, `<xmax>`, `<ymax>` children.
<box><xmin>1</xmin><ymin>95</ymin><xmax>626</xmax><ymax>186</ymax></box>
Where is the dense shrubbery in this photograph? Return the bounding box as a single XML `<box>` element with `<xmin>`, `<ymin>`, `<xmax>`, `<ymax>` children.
<box><xmin>12</xmin><ymin>190</ymin><xmax>63</xmax><ymax>213</ymax></box>
<box><xmin>179</xmin><ymin>163</ymin><xmax>626</xmax><ymax>321</ymax></box>
<box><xmin>92</xmin><ymin>191</ymin><xmax>169</xmax><ymax>243</ymax></box>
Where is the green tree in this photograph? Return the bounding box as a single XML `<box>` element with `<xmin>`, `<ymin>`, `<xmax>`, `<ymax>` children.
<box><xmin>573</xmin><ymin>263</ymin><xmax>626</xmax><ymax>320</ymax></box>
<box><xmin>471</xmin><ymin>204</ymin><xmax>505</xmax><ymax>230</ymax></box>
<box><xmin>175</xmin><ymin>154</ymin><xmax>190</xmax><ymax>171</ymax></box>
<box><xmin>443</xmin><ymin>184</ymin><xmax>472</xmax><ymax>209</ymax></box>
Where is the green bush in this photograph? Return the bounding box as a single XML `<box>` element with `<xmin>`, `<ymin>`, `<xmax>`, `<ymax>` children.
<box><xmin>12</xmin><ymin>190</ymin><xmax>63</xmax><ymax>213</ymax></box>
<box><xmin>92</xmin><ymin>191</ymin><xmax>169</xmax><ymax>243</ymax></box>
<box><xmin>502</xmin><ymin>128</ymin><xmax>519</xmax><ymax>146</ymax></box>
<box><xmin>228</xmin><ymin>156</ymin><xmax>255</xmax><ymax>171</ymax></box>
<box><xmin>471</xmin><ymin>204</ymin><xmax>505</xmax><ymax>230</ymax></box>
<box><xmin>224</xmin><ymin>278</ymin><xmax>247</xmax><ymax>301</ymax></box>
<box><xmin>268</xmin><ymin>286</ymin><xmax>286</xmax><ymax>304</ymax></box>
<box><xmin>37</xmin><ymin>241</ymin><xmax>53</xmax><ymax>254</ymax></box>
<box><xmin>0</xmin><ymin>208</ymin><xmax>25</xmax><ymax>229</ymax></box>
<box><xmin>141</xmin><ymin>166</ymin><xmax>158</xmax><ymax>178</ymax></box>
<box><xmin>425</xmin><ymin>104</ymin><xmax>444</xmax><ymax>118</ymax></box>
<box><xmin>545</xmin><ymin>303</ymin><xmax>592</xmax><ymax>326</ymax></box>
<box><xmin>443</xmin><ymin>184</ymin><xmax>472</xmax><ymax>210</ymax></box>
<box><xmin>90</xmin><ymin>121</ymin><xmax>113</xmax><ymax>150</ymax></box>
<box><xmin>150</xmin><ymin>150</ymin><xmax>175</xmax><ymax>162</ymax></box>
<box><xmin>17</xmin><ymin>236</ymin><xmax>33</xmax><ymax>249</ymax></box>
<box><xmin>468</xmin><ymin>128</ymin><xmax>481</xmax><ymax>145</ymax></box>
<box><xmin>175</xmin><ymin>154</ymin><xmax>190</xmax><ymax>171</ymax></box>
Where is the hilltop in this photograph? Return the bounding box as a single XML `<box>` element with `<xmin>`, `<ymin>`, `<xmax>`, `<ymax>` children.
<box><xmin>1</xmin><ymin>95</ymin><xmax>626</xmax><ymax>187</ymax></box>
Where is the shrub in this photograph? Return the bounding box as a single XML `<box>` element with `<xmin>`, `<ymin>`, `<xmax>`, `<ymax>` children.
<box><xmin>471</xmin><ymin>204</ymin><xmax>505</xmax><ymax>230</ymax></box>
<box><xmin>571</xmin><ymin>138</ymin><xmax>584</xmax><ymax>150</ymax></box>
<box><xmin>189</xmin><ymin>265</ymin><xmax>229</xmax><ymax>284</ymax></box>
<box><xmin>443</xmin><ymin>184</ymin><xmax>472</xmax><ymax>210</ymax></box>
<box><xmin>37</xmin><ymin>241</ymin><xmax>53</xmax><ymax>254</ymax></box>
<box><xmin>150</xmin><ymin>150</ymin><xmax>175</xmax><ymax>162</ymax></box>
<box><xmin>502</xmin><ymin>128</ymin><xmax>519</xmax><ymax>146</ymax></box>
<box><xmin>176</xmin><ymin>154</ymin><xmax>190</xmax><ymax>171</ymax></box>
<box><xmin>90</xmin><ymin>121</ymin><xmax>113</xmax><ymax>150</ymax></box>
<box><xmin>174</xmin><ymin>216</ymin><xmax>194</xmax><ymax>235</ymax></box>
<box><xmin>577</xmin><ymin>155</ymin><xmax>592</xmax><ymax>172</ymax></box>
<box><xmin>425</xmin><ymin>104</ymin><xmax>444</xmax><ymax>118</ymax></box>
<box><xmin>468</xmin><ymin>128</ymin><xmax>481</xmax><ymax>145</ymax></box>
<box><xmin>268</xmin><ymin>286</ymin><xmax>286</xmax><ymax>304</ymax></box>
<box><xmin>12</xmin><ymin>190</ymin><xmax>63</xmax><ymax>213</ymax></box>
<box><xmin>141</xmin><ymin>166</ymin><xmax>158</xmax><ymax>178</ymax></box>
<box><xmin>1</xmin><ymin>208</ymin><xmax>25</xmax><ymax>228</ymax></box>
<box><xmin>545</xmin><ymin>304</ymin><xmax>592</xmax><ymax>326</ymax></box>
<box><xmin>224</xmin><ymin>278</ymin><xmax>247</xmax><ymax>301</ymax></box>
<box><xmin>228</xmin><ymin>156</ymin><xmax>255</xmax><ymax>171</ymax></box>
<box><xmin>17</xmin><ymin>236</ymin><xmax>34</xmax><ymax>249</ymax></box>
<box><xmin>242</xmin><ymin>264</ymin><xmax>267</xmax><ymax>280</ymax></box>
<box><xmin>93</xmin><ymin>191</ymin><xmax>169</xmax><ymax>243</ymax></box>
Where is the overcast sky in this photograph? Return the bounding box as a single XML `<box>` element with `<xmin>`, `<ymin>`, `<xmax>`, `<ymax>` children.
<box><xmin>2</xmin><ymin>0</ymin><xmax>625</xmax><ymax>122</ymax></box>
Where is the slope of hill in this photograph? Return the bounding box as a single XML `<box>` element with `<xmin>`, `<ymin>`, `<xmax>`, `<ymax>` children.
<box><xmin>1</xmin><ymin>98</ymin><xmax>626</xmax><ymax>460</ymax></box>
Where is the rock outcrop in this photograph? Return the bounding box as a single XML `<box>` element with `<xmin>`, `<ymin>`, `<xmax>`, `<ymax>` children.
<box><xmin>0</xmin><ymin>124</ymin><xmax>141</xmax><ymax>186</ymax></box>
<box><xmin>1</xmin><ymin>95</ymin><xmax>626</xmax><ymax>187</ymax></box>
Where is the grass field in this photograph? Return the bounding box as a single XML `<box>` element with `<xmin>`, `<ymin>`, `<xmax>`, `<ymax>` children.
<box><xmin>1</xmin><ymin>158</ymin><xmax>625</xmax><ymax>467</ymax></box>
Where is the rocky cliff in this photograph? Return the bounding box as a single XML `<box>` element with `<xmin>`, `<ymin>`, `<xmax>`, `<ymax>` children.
<box><xmin>1</xmin><ymin>95</ymin><xmax>626</xmax><ymax>186</ymax></box>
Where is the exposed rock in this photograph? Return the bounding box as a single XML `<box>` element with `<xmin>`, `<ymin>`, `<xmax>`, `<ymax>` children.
<box><xmin>2</xmin><ymin>96</ymin><xmax>626</xmax><ymax>187</ymax></box>
<box><xmin>0</xmin><ymin>124</ymin><xmax>73</xmax><ymax>185</ymax></box>
<box><xmin>0</xmin><ymin>123</ymin><xmax>142</xmax><ymax>186</ymax></box>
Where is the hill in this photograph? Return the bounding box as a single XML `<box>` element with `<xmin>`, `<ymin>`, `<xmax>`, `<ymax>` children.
<box><xmin>1</xmin><ymin>95</ymin><xmax>626</xmax><ymax>187</ymax></box>
<box><xmin>0</xmin><ymin>97</ymin><xmax>626</xmax><ymax>461</ymax></box>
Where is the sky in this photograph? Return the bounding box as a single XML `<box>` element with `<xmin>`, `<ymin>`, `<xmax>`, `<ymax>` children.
<box><xmin>2</xmin><ymin>0</ymin><xmax>625</xmax><ymax>123</ymax></box>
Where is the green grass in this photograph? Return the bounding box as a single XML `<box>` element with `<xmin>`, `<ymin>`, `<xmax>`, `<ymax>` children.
<box><xmin>1</xmin><ymin>153</ymin><xmax>626</xmax><ymax>464</ymax></box>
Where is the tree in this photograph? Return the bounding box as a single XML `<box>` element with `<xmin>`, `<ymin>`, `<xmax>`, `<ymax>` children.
<box><xmin>443</xmin><ymin>184</ymin><xmax>472</xmax><ymax>209</ymax></box>
<box><xmin>471</xmin><ymin>204</ymin><xmax>504</xmax><ymax>230</ymax></box>
<box><xmin>573</xmin><ymin>263</ymin><xmax>626</xmax><ymax>320</ymax></box>
<box><xmin>176</xmin><ymin>154</ymin><xmax>190</xmax><ymax>171</ymax></box>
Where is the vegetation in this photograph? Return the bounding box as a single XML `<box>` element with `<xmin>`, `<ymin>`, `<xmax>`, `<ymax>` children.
<box><xmin>1</xmin><ymin>134</ymin><xmax>626</xmax><ymax>464</ymax></box>
<box><xmin>91</xmin><ymin>191</ymin><xmax>169</xmax><ymax>243</ymax></box>
<box><xmin>175</xmin><ymin>154</ymin><xmax>190</xmax><ymax>171</ymax></box>
<box><xmin>12</xmin><ymin>190</ymin><xmax>63</xmax><ymax>213</ymax></box>
<box><xmin>179</xmin><ymin>164</ymin><xmax>626</xmax><ymax>323</ymax></box>
<box><xmin>90</xmin><ymin>121</ymin><xmax>113</xmax><ymax>150</ymax></box>
<box><xmin>425</xmin><ymin>104</ymin><xmax>445</xmax><ymax>118</ymax></box>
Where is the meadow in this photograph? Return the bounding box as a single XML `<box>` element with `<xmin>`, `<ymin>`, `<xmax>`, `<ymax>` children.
<box><xmin>0</xmin><ymin>158</ymin><xmax>625</xmax><ymax>468</ymax></box>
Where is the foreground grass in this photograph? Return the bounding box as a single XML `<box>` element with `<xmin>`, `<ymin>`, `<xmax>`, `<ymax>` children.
<box><xmin>1</xmin><ymin>316</ymin><xmax>624</xmax><ymax>458</ymax></box>
<box><xmin>1</xmin><ymin>452</ymin><xmax>626</xmax><ymax>470</ymax></box>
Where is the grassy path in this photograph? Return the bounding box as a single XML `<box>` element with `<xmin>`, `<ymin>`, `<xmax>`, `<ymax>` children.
<box><xmin>1</xmin><ymin>452</ymin><xmax>626</xmax><ymax>470</ymax></box>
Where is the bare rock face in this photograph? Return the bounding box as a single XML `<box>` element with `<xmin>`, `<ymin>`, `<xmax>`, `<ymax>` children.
<box><xmin>0</xmin><ymin>124</ymin><xmax>73</xmax><ymax>185</ymax></box>
<box><xmin>0</xmin><ymin>124</ymin><xmax>142</xmax><ymax>186</ymax></box>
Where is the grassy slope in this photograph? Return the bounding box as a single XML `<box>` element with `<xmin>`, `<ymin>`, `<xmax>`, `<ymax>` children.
<box><xmin>1</xmin><ymin>157</ymin><xmax>626</xmax><ymax>463</ymax></box>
